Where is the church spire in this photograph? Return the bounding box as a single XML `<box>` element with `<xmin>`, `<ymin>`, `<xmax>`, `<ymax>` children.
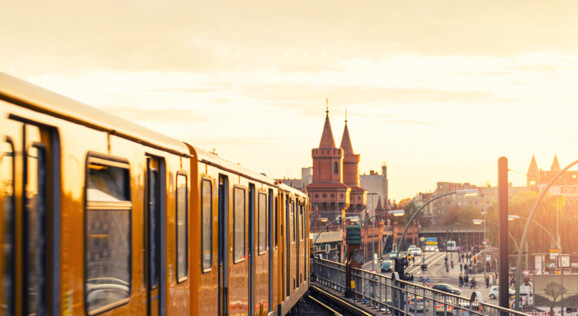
<box><xmin>319</xmin><ymin>99</ymin><xmax>336</xmax><ymax>149</ymax></box>
<box><xmin>527</xmin><ymin>154</ymin><xmax>539</xmax><ymax>177</ymax></box>
<box><xmin>340</xmin><ymin>109</ymin><xmax>354</xmax><ymax>155</ymax></box>
<box><xmin>551</xmin><ymin>154</ymin><xmax>561</xmax><ymax>173</ymax></box>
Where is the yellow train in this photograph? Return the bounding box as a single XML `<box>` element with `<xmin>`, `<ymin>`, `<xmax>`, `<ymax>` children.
<box><xmin>0</xmin><ymin>72</ymin><xmax>309</xmax><ymax>315</ymax></box>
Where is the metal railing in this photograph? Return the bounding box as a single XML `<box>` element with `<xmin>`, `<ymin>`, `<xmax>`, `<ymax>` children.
<box><xmin>312</xmin><ymin>258</ymin><xmax>529</xmax><ymax>316</ymax></box>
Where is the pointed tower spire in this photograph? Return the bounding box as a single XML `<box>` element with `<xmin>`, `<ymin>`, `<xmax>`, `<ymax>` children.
<box><xmin>319</xmin><ymin>99</ymin><xmax>336</xmax><ymax>148</ymax></box>
<box><xmin>527</xmin><ymin>154</ymin><xmax>539</xmax><ymax>177</ymax></box>
<box><xmin>551</xmin><ymin>154</ymin><xmax>561</xmax><ymax>173</ymax></box>
<box><xmin>527</xmin><ymin>154</ymin><xmax>539</xmax><ymax>186</ymax></box>
<box><xmin>340</xmin><ymin>109</ymin><xmax>354</xmax><ymax>155</ymax></box>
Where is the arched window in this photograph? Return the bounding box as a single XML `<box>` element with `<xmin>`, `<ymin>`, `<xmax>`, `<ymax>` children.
<box><xmin>334</xmin><ymin>162</ymin><xmax>338</xmax><ymax>174</ymax></box>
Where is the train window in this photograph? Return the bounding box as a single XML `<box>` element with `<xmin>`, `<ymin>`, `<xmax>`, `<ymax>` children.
<box><xmin>201</xmin><ymin>179</ymin><xmax>212</xmax><ymax>271</ymax></box>
<box><xmin>233</xmin><ymin>187</ymin><xmax>245</xmax><ymax>262</ymax></box>
<box><xmin>291</xmin><ymin>201</ymin><xmax>297</xmax><ymax>242</ymax></box>
<box><xmin>176</xmin><ymin>174</ymin><xmax>188</xmax><ymax>281</ymax></box>
<box><xmin>258</xmin><ymin>192</ymin><xmax>267</xmax><ymax>255</ymax></box>
<box><xmin>25</xmin><ymin>144</ymin><xmax>47</xmax><ymax>315</ymax></box>
<box><xmin>85</xmin><ymin>157</ymin><xmax>131</xmax><ymax>314</ymax></box>
<box><xmin>300</xmin><ymin>204</ymin><xmax>304</xmax><ymax>241</ymax></box>
<box><xmin>290</xmin><ymin>200</ymin><xmax>295</xmax><ymax>243</ymax></box>
<box><xmin>1</xmin><ymin>140</ymin><xmax>14</xmax><ymax>315</ymax></box>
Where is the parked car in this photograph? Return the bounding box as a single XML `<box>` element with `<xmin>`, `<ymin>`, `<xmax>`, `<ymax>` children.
<box><xmin>432</xmin><ymin>283</ymin><xmax>461</xmax><ymax>295</ymax></box>
<box><xmin>489</xmin><ymin>286</ymin><xmax>515</xmax><ymax>299</ymax></box>
<box><xmin>381</xmin><ymin>261</ymin><xmax>393</xmax><ymax>272</ymax></box>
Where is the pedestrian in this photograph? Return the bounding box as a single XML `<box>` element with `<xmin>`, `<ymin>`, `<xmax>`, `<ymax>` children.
<box><xmin>485</xmin><ymin>273</ymin><xmax>490</xmax><ymax>288</ymax></box>
<box><xmin>464</xmin><ymin>274</ymin><xmax>469</xmax><ymax>287</ymax></box>
<box><xmin>464</xmin><ymin>263</ymin><xmax>468</xmax><ymax>274</ymax></box>
<box><xmin>460</xmin><ymin>263</ymin><xmax>463</xmax><ymax>273</ymax></box>
<box><xmin>459</xmin><ymin>274</ymin><xmax>464</xmax><ymax>287</ymax></box>
<box><xmin>461</xmin><ymin>253</ymin><xmax>465</xmax><ymax>262</ymax></box>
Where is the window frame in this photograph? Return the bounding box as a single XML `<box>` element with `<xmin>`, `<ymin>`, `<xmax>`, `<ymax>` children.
<box><xmin>83</xmin><ymin>153</ymin><xmax>132</xmax><ymax>315</ymax></box>
<box><xmin>233</xmin><ymin>186</ymin><xmax>246</xmax><ymax>263</ymax></box>
<box><xmin>201</xmin><ymin>178</ymin><xmax>213</xmax><ymax>273</ymax></box>
<box><xmin>176</xmin><ymin>172</ymin><xmax>188</xmax><ymax>282</ymax></box>
<box><xmin>258</xmin><ymin>192</ymin><xmax>267</xmax><ymax>255</ymax></box>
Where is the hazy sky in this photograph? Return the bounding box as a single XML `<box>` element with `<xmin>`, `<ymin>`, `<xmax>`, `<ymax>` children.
<box><xmin>3</xmin><ymin>0</ymin><xmax>578</xmax><ymax>201</ymax></box>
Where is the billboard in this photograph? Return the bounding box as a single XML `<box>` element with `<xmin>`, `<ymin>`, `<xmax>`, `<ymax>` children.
<box><xmin>534</xmin><ymin>275</ymin><xmax>578</xmax><ymax>308</ymax></box>
<box><xmin>424</xmin><ymin>237</ymin><xmax>438</xmax><ymax>245</ymax></box>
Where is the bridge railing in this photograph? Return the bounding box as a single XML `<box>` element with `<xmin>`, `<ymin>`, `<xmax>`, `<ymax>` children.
<box><xmin>312</xmin><ymin>258</ymin><xmax>529</xmax><ymax>316</ymax></box>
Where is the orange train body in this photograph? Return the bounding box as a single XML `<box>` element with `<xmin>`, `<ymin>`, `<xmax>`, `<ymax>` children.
<box><xmin>0</xmin><ymin>72</ymin><xmax>309</xmax><ymax>316</ymax></box>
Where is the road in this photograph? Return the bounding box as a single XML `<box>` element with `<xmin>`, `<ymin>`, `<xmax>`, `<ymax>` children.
<box><xmin>363</xmin><ymin>251</ymin><xmax>498</xmax><ymax>304</ymax></box>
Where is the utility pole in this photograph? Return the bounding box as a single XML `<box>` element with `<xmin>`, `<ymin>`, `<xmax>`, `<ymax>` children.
<box><xmin>498</xmin><ymin>157</ymin><xmax>509</xmax><ymax>312</ymax></box>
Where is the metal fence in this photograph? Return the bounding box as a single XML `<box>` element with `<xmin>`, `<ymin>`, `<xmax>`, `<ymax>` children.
<box><xmin>312</xmin><ymin>258</ymin><xmax>529</xmax><ymax>316</ymax></box>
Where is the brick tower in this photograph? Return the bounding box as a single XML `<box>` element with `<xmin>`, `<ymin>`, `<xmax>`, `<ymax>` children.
<box><xmin>340</xmin><ymin>111</ymin><xmax>367</xmax><ymax>218</ymax></box>
<box><xmin>307</xmin><ymin>101</ymin><xmax>351</xmax><ymax>229</ymax></box>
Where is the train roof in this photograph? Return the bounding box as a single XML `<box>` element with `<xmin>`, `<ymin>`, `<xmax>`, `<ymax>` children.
<box><xmin>190</xmin><ymin>145</ymin><xmax>276</xmax><ymax>186</ymax></box>
<box><xmin>0</xmin><ymin>72</ymin><xmax>190</xmax><ymax>157</ymax></box>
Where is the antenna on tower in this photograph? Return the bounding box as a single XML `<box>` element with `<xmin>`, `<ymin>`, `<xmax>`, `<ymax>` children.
<box><xmin>345</xmin><ymin>108</ymin><xmax>348</xmax><ymax>123</ymax></box>
<box><xmin>326</xmin><ymin>98</ymin><xmax>329</xmax><ymax>114</ymax></box>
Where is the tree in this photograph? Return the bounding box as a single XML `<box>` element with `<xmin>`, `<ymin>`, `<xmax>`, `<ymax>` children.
<box><xmin>543</xmin><ymin>282</ymin><xmax>567</xmax><ymax>316</ymax></box>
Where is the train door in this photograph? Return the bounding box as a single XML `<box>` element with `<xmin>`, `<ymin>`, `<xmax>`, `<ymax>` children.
<box><xmin>218</xmin><ymin>175</ymin><xmax>229</xmax><ymax>315</ymax></box>
<box><xmin>248</xmin><ymin>184</ymin><xmax>255</xmax><ymax>315</ymax></box>
<box><xmin>145</xmin><ymin>156</ymin><xmax>166</xmax><ymax>316</ymax></box>
<box><xmin>285</xmin><ymin>196</ymin><xmax>291</xmax><ymax>296</ymax></box>
<box><xmin>267</xmin><ymin>189</ymin><xmax>273</xmax><ymax>312</ymax></box>
<box><xmin>295</xmin><ymin>202</ymin><xmax>299</xmax><ymax>289</ymax></box>
<box><xmin>2</xmin><ymin>118</ymin><xmax>60</xmax><ymax>316</ymax></box>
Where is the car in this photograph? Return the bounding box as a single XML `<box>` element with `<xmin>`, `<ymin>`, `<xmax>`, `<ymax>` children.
<box><xmin>410</xmin><ymin>247</ymin><xmax>423</xmax><ymax>256</ymax></box>
<box><xmin>432</xmin><ymin>283</ymin><xmax>461</xmax><ymax>295</ymax></box>
<box><xmin>489</xmin><ymin>286</ymin><xmax>515</xmax><ymax>299</ymax></box>
<box><xmin>381</xmin><ymin>261</ymin><xmax>393</xmax><ymax>272</ymax></box>
<box><xmin>408</xmin><ymin>297</ymin><xmax>428</xmax><ymax>312</ymax></box>
<box><xmin>424</xmin><ymin>245</ymin><xmax>439</xmax><ymax>252</ymax></box>
<box><xmin>434</xmin><ymin>302</ymin><xmax>453</xmax><ymax>315</ymax></box>
<box><xmin>390</xmin><ymin>252</ymin><xmax>398</xmax><ymax>259</ymax></box>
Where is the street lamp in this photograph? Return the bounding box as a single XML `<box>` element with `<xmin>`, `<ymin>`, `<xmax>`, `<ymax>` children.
<box><xmin>360</xmin><ymin>209</ymin><xmax>405</xmax><ymax>271</ymax></box>
<box><xmin>396</xmin><ymin>189</ymin><xmax>479</xmax><ymax>258</ymax></box>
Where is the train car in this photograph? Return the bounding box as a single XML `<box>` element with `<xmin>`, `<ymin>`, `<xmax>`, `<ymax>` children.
<box><xmin>0</xmin><ymin>71</ymin><xmax>309</xmax><ymax>316</ymax></box>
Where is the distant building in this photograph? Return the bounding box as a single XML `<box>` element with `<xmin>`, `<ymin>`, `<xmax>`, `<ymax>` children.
<box><xmin>280</xmin><ymin>167</ymin><xmax>312</xmax><ymax>190</ymax></box>
<box><xmin>360</xmin><ymin>164</ymin><xmax>389</xmax><ymax>212</ymax></box>
<box><xmin>415</xmin><ymin>181</ymin><xmax>529</xmax><ymax>226</ymax></box>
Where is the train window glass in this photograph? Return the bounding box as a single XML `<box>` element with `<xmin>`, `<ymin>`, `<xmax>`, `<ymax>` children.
<box><xmin>1</xmin><ymin>140</ymin><xmax>14</xmax><ymax>315</ymax></box>
<box><xmin>176</xmin><ymin>174</ymin><xmax>188</xmax><ymax>281</ymax></box>
<box><xmin>85</xmin><ymin>158</ymin><xmax>131</xmax><ymax>314</ymax></box>
<box><xmin>25</xmin><ymin>144</ymin><xmax>47</xmax><ymax>315</ymax></box>
<box><xmin>258</xmin><ymin>192</ymin><xmax>267</xmax><ymax>255</ymax></box>
<box><xmin>233</xmin><ymin>187</ymin><xmax>245</xmax><ymax>262</ymax></box>
<box><xmin>300</xmin><ymin>204</ymin><xmax>304</xmax><ymax>241</ymax></box>
<box><xmin>291</xmin><ymin>201</ymin><xmax>297</xmax><ymax>242</ymax></box>
<box><xmin>149</xmin><ymin>169</ymin><xmax>159</xmax><ymax>289</ymax></box>
<box><xmin>201</xmin><ymin>179</ymin><xmax>212</xmax><ymax>271</ymax></box>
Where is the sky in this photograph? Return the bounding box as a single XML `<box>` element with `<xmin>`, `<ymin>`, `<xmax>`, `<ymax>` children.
<box><xmin>3</xmin><ymin>0</ymin><xmax>578</xmax><ymax>201</ymax></box>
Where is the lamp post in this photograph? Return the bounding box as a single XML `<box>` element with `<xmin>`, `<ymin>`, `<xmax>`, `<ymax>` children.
<box><xmin>368</xmin><ymin>193</ymin><xmax>379</xmax><ymax>266</ymax></box>
<box><xmin>360</xmin><ymin>209</ymin><xmax>405</xmax><ymax>271</ymax></box>
<box><xmin>396</xmin><ymin>189</ymin><xmax>479</xmax><ymax>258</ymax></box>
